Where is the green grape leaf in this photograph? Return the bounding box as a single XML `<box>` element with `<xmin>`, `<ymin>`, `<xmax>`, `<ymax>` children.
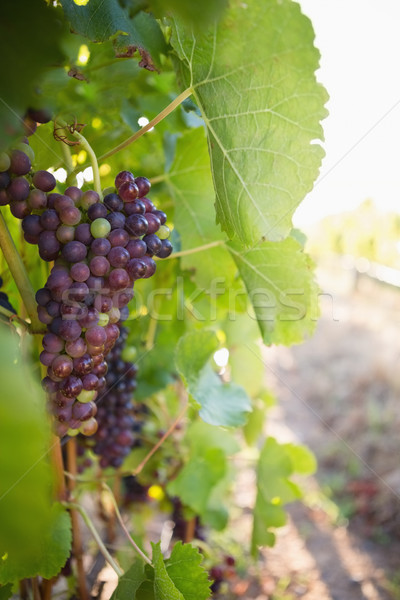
<box><xmin>60</xmin><ymin>0</ymin><xmax>167</xmax><ymax>70</ymax></box>
<box><xmin>228</xmin><ymin>237</ymin><xmax>320</xmax><ymax>345</ymax></box>
<box><xmin>149</xmin><ymin>0</ymin><xmax>227</xmax><ymax>29</ymax></box>
<box><xmin>0</xmin><ymin>330</ymin><xmax>71</xmax><ymax>583</ymax></box>
<box><xmin>175</xmin><ymin>331</ymin><xmax>251</xmax><ymax>426</ymax></box>
<box><xmin>167</xmin><ymin>127</ymin><xmax>236</xmax><ymax>288</ymax></box>
<box><xmin>0</xmin><ymin>0</ymin><xmax>66</xmax><ymax>151</ymax></box>
<box><xmin>170</xmin><ymin>0</ymin><xmax>328</xmax><ymax>246</ymax></box>
<box><xmin>251</xmin><ymin>438</ymin><xmax>311</xmax><ymax>555</ymax></box>
<box><xmin>110</xmin><ymin>560</ymin><xmax>147</xmax><ymax>600</ymax></box>
<box><xmin>165</xmin><ymin>542</ymin><xmax>211</xmax><ymax>600</ymax></box>
<box><xmin>175</xmin><ymin>330</ymin><xmax>219</xmax><ymax>386</ymax></box>
<box><xmin>151</xmin><ymin>543</ymin><xmax>184</xmax><ymax>600</ymax></box>
<box><xmin>284</xmin><ymin>443</ymin><xmax>317</xmax><ymax>475</ymax></box>
<box><xmin>186</xmin><ymin>420</ymin><xmax>240</xmax><ymax>456</ymax></box>
<box><xmin>167</xmin><ymin>448</ymin><xmax>227</xmax><ymax>515</ymax></box>
<box><xmin>0</xmin><ymin>584</ymin><xmax>13</xmax><ymax>600</ymax></box>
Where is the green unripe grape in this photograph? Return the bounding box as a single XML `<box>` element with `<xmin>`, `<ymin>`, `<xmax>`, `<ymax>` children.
<box><xmin>67</xmin><ymin>428</ymin><xmax>79</xmax><ymax>437</ymax></box>
<box><xmin>77</xmin><ymin>389</ymin><xmax>97</xmax><ymax>404</ymax></box>
<box><xmin>0</xmin><ymin>152</ymin><xmax>11</xmax><ymax>171</ymax></box>
<box><xmin>98</xmin><ymin>312</ymin><xmax>109</xmax><ymax>327</ymax></box>
<box><xmin>158</xmin><ymin>225</ymin><xmax>170</xmax><ymax>240</ymax></box>
<box><xmin>90</xmin><ymin>217</ymin><xmax>111</xmax><ymax>238</ymax></box>
<box><xmin>102</xmin><ymin>186</ymin><xmax>115</xmax><ymax>196</ymax></box>
<box><xmin>13</xmin><ymin>142</ymin><xmax>35</xmax><ymax>163</ymax></box>
<box><xmin>108</xmin><ymin>306</ymin><xmax>120</xmax><ymax>323</ymax></box>
<box><xmin>121</xmin><ymin>346</ymin><xmax>137</xmax><ymax>362</ymax></box>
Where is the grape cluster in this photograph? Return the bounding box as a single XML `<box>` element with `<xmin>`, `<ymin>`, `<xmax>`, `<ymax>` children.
<box><xmin>36</xmin><ymin>172</ymin><xmax>172</xmax><ymax>437</ymax></box>
<box><xmin>78</xmin><ymin>324</ymin><xmax>143</xmax><ymax>468</ymax></box>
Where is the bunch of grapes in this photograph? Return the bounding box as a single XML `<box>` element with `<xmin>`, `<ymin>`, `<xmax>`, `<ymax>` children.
<box><xmin>36</xmin><ymin>172</ymin><xmax>172</xmax><ymax>438</ymax></box>
<box><xmin>78</xmin><ymin>324</ymin><xmax>143</xmax><ymax>468</ymax></box>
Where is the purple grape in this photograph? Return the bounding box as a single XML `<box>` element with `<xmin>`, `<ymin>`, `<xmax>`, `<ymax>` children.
<box><xmin>80</xmin><ymin>190</ymin><xmax>99</xmax><ymax>209</ymax></box>
<box><xmin>9</xmin><ymin>149</ymin><xmax>31</xmax><ymax>175</ymax></box>
<box><xmin>124</xmin><ymin>200</ymin><xmax>146</xmax><ymax>216</ymax></box>
<box><xmin>0</xmin><ymin>189</ymin><xmax>9</xmax><ymax>206</ymax></box>
<box><xmin>143</xmin><ymin>234</ymin><xmax>162</xmax><ymax>256</ymax></box>
<box><xmin>126</xmin><ymin>239</ymin><xmax>147</xmax><ymax>258</ymax></box>
<box><xmin>140</xmin><ymin>256</ymin><xmax>156</xmax><ymax>278</ymax></box>
<box><xmin>46</xmin><ymin>300</ymin><xmax>61</xmax><ymax>318</ymax></box>
<box><xmin>125</xmin><ymin>215</ymin><xmax>148</xmax><ymax>237</ymax></box>
<box><xmin>153</xmin><ymin>209</ymin><xmax>167</xmax><ymax>225</ymax></box>
<box><xmin>115</xmin><ymin>171</ymin><xmax>134</xmax><ymax>189</ymax></box>
<box><xmin>56</xmin><ymin>225</ymin><xmax>75</xmax><ymax>243</ymax></box>
<box><xmin>108</xmin><ymin>246</ymin><xmax>130</xmax><ymax>268</ymax></box>
<box><xmin>7</xmin><ymin>177</ymin><xmax>30</xmax><ymax>201</ymax></box>
<box><xmin>54</xmin><ymin>195</ymin><xmax>74</xmax><ymax>212</ymax></box>
<box><xmin>145</xmin><ymin>213</ymin><xmax>161</xmax><ymax>234</ymax></box>
<box><xmin>94</xmin><ymin>295</ymin><xmax>113</xmax><ymax>313</ymax></box>
<box><xmin>38</xmin><ymin>306</ymin><xmax>53</xmax><ymax>324</ymax></box>
<box><xmin>74</xmin><ymin>223</ymin><xmax>93</xmax><ymax>245</ymax></box>
<box><xmin>70</xmin><ymin>262</ymin><xmax>90</xmax><ymax>282</ymax></box>
<box><xmin>108</xmin><ymin>268</ymin><xmax>130</xmax><ymax>291</ymax></box>
<box><xmin>43</xmin><ymin>332</ymin><xmax>64</xmax><ymax>353</ymax></box>
<box><xmin>108</xmin><ymin>228</ymin><xmax>129</xmax><ymax>248</ymax></box>
<box><xmin>91</xmin><ymin>237</ymin><xmax>111</xmax><ymax>256</ymax></box>
<box><xmin>118</xmin><ymin>181</ymin><xmax>139</xmax><ymax>202</ymax></box>
<box><xmin>104</xmin><ymin>193</ymin><xmax>123</xmax><ymax>212</ymax></box>
<box><xmin>114</xmin><ymin>289</ymin><xmax>134</xmax><ymax>308</ymax></box>
<box><xmin>60</xmin><ymin>205</ymin><xmax>81</xmax><ymax>226</ymax></box>
<box><xmin>72</xmin><ymin>401</ymin><xmax>96</xmax><ymax>421</ymax></box>
<box><xmin>88</xmin><ymin>203</ymin><xmax>107</xmax><ymax>221</ymax></box>
<box><xmin>134</xmin><ymin>176</ymin><xmax>151</xmax><ymax>198</ymax></box>
<box><xmin>36</xmin><ymin>288</ymin><xmax>52</xmax><ymax>307</ymax></box>
<box><xmin>65</xmin><ymin>338</ymin><xmax>87</xmax><ymax>358</ymax></box>
<box><xmin>27</xmin><ymin>107</ymin><xmax>52</xmax><ymax>124</ymax></box>
<box><xmin>32</xmin><ymin>170</ymin><xmax>56</xmax><ymax>192</ymax></box>
<box><xmin>10</xmin><ymin>200</ymin><xmax>31</xmax><ymax>219</ymax></box>
<box><xmin>22</xmin><ymin>214</ymin><xmax>43</xmax><ymax>236</ymax></box>
<box><xmin>157</xmin><ymin>239</ymin><xmax>173</xmax><ymax>258</ymax></box>
<box><xmin>73</xmin><ymin>354</ymin><xmax>94</xmax><ymax>376</ymax></box>
<box><xmin>65</xmin><ymin>186</ymin><xmax>82</xmax><ymax>203</ymax></box>
<box><xmin>92</xmin><ymin>360</ymin><xmax>107</xmax><ymax>377</ymax></box>
<box><xmin>61</xmin><ymin>375</ymin><xmax>83</xmax><ymax>398</ymax></box>
<box><xmin>90</xmin><ymin>256</ymin><xmax>110</xmax><ymax>277</ymax></box>
<box><xmin>51</xmin><ymin>355</ymin><xmax>73</xmax><ymax>378</ymax></box>
<box><xmin>38</xmin><ymin>231</ymin><xmax>61</xmax><ymax>261</ymax></box>
<box><xmin>0</xmin><ymin>171</ymin><xmax>10</xmax><ymax>189</ymax></box>
<box><xmin>127</xmin><ymin>259</ymin><xmax>147</xmax><ymax>280</ymax></box>
<box><xmin>86</xmin><ymin>275</ymin><xmax>105</xmax><ymax>292</ymax></box>
<box><xmin>62</xmin><ymin>241</ymin><xmax>87</xmax><ymax>263</ymax></box>
<box><xmin>82</xmin><ymin>374</ymin><xmax>99</xmax><ymax>391</ymax></box>
<box><xmin>40</xmin><ymin>351</ymin><xmax>58</xmax><ymax>367</ymax></box>
<box><xmin>107</xmin><ymin>211</ymin><xmax>126</xmax><ymax>230</ymax></box>
<box><xmin>67</xmin><ymin>282</ymin><xmax>89</xmax><ymax>303</ymax></box>
<box><xmin>78</xmin><ymin>306</ymin><xmax>99</xmax><ymax>329</ymax></box>
<box><xmin>85</xmin><ymin>325</ymin><xmax>107</xmax><ymax>346</ymax></box>
<box><xmin>58</xmin><ymin>320</ymin><xmax>82</xmax><ymax>342</ymax></box>
<box><xmin>40</xmin><ymin>209</ymin><xmax>60</xmax><ymax>231</ymax></box>
<box><xmin>142</xmin><ymin>198</ymin><xmax>156</xmax><ymax>212</ymax></box>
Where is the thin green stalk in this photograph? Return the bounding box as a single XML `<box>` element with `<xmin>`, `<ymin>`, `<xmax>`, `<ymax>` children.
<box><xmin>0</xmin><ymin>210</ymin><xmax>43</xmax><ymax>332</ymax></box>
<box><xmin>97</xmin><ymin>87</ymin><xmax>193</xmax><ymax>163</ymax></box>
<box><xmin>0</xmin><ymin>304</ymin><xmax>30</xmax><ymax>330</ymax></box>
<box><xmin>55</xmin><ymin>119</ymin><xmax>102</xmax><ymax>199</ymax></box>
<box><xmin>60</xmin><ymin>141</ymin><xmax>77</xmax><ymax>187</ymax></box>
<box><xmin>159</xmin><ymin>240</ymin><xmax>225</xmax><ymax>260</ymax></box>
<box><xmin>63</xmin><ymin>502</ymin><xmax>124</xmax><ymax>577</ymax></box>
<box><xmin>102</xmin><ymin>483</ymin><xmax>152</xmax><ymax>566</ymax></box>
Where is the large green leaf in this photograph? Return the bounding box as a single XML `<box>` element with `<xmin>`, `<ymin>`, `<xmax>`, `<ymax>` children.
<box><xmin>228</xmin><ymin>237</ymin><xmax>320</xmax><ymax>345</ymax></box>
<box><xmin>251</xmin><ymin>437</ymin><xmax>315</xmax><ymax>554</ymax></box>
<box><xmin>165</xmin><ymin>542</ymin><xmax>211</xmax><ymax>600</ymax></box>
<box><xmin>0</xmin><ymin>330</ymin><xmax>71</xmax><ymax>583</ymax></box>
<box><xmin>175</xmin><ymin>330</ymin><xmax>251</xmax><ymax>426</ymax></box>
<box><xmin>61</xmin><ymin>0</ymin><xmax>167</xmax><ymax>70</ymax></box>
<box><xmin>170</xmin><ymin>0</ymin><xmax>328</xmax><ymax>246</ymax></box>
<box><xmin>167</xmin><ymin>128</ymin><xmax>236</xmax><ymax>287</ymax></box>
<box><xmin>111</xmin><ymin>561</ymin><xmax>147</xmax><ymax>600</ymax></box>
<box><xmin>0</xmin><ymin>0</ymin><xmax>66</xmax><ymax>151</ymax></box>
<box><xmin>152</xmin><ymin>543</ymin><xmax>184</xmax><ymax>600</ymax></box>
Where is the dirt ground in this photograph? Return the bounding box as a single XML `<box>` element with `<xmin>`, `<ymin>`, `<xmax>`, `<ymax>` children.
<box><xmin>224</xmin><ymin>260</ymin><xmax>400</xmax><ymax>600</ymax></box>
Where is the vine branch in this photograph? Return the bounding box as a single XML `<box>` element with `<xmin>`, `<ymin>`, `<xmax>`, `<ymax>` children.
<box><xmin>0</xmin><ymin>210</ymin><xmax>44</xmax><ymax>332</ymax></box>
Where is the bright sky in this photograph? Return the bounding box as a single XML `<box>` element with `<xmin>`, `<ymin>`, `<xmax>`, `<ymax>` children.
<box><xmin>293</xmin><ymin>0</ymin><xmax>400</xmax><ymax>228</ymax></box>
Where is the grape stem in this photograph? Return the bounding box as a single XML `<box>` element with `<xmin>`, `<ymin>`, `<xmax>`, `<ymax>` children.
<box><xmin>102</xmin><ymin>483</ymin><xmax>152</xmax><ymax>566</ymax></box>
<box><xmin>0</xmin><ymin>305</ymin><xmax>31</xmax><ymax>330</ymax></box>
<box><xmin>63</xmin><ymin>501</ymin><xmax>124</xmax><ymax>577</ymax></box>
<box><xmin>60</xmin><ymin>140</ymin><xmax>77</xmax><ymax>187</ymax></box>
<box><xmin>133</xmin><ymin>401</ymin><xmax>189</xmax><ymax>477</ymax></box>
<box><xmin>159</xmin><ymin>240</ymin><xmax>225</xmax><ymax>260</ymax></box>
<box><xmin>75</xmin><ymin>87</ymin><xmax>193</xmax><ymax>171</ymax></box>
<box><xmin>66</xmin><ymin>439</ymin><xmax>90</xmax><ymax>600</ymax></box>
<box><xmin>55</xmin><ymin>119</ymin><xmax>102</xmax><ymax>199</ymax></box>
<box><xmin>0</xmin><ymin>210</ymin><xmax>44</xmax><ymax>333</ymax></box>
